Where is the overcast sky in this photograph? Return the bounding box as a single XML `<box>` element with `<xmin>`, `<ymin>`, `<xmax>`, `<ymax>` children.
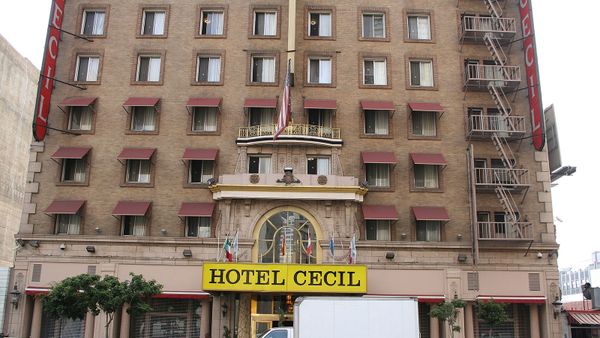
<box><xmin>1</xmin><ymin>1</ymin><xmax>597</xmax><ymax>268</ymax></box>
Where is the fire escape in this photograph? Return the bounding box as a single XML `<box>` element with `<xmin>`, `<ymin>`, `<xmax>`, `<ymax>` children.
<box><xmin>461</xmin><ymin>0</ymin><xmax>533</xmax><ymax>249</ymax></box>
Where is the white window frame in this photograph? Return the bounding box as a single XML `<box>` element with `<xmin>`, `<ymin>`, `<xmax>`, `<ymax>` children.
<box><xmin>411</xmin><ymin>111</ymin><xmax>437</xmax><ymax>137</ymax></box>
<box><xmin>81</xmin><ymin>10</ymin><xmax>106</xmax><ymax>36</ymax></box>
<box><xmin>61</xmin><ymin>158</ymin><xmax>86</xmax><ymax>183</ymax></box>
<box><xmin>307</xmin><ymin>11</ymin><xmax>332</xmax><ymax>37</ymax></box>
<box><xmin>253</xmin><ymin>11</ymin><xmax>277</xmax><ymax>36</ymax></box>
<box><xmin>407</xmin><ymin>14</ymin><xmax>431</xmax><ymax>40</ymax></box>
<box><xmin>364</xmin><ymin>110</ymin><xmax>389</xmax><ymax>135</ymax></box>
<box><xmin>416</xmin><ymin>220</ymin><xmax>441</xmax><ymax>241</ymax></box>
<box><xmin>126</xmin><ymin>159</ymin><xmax>151</xmax><ymax>184</ymax></box>
<box><xmin>248</xmin><ymin>155</ymin><xmax>272</xmax><ymax>174</ymax></box>
<box><xmin>362</xmin><ymin>12</ymin><xmax>385</xmax><ymax>38</ymax></box>
<box><xmin>130</xmin><ymin>106</ymin><xmax>156</xmax><ymax>132</ymax></box>
<box><xmin>365</xmin><ymin>163</ymin><xmax>390</xmax><ymax>188</ymax></box>
<box><xmin>136</xmin><ymin>55</ymin><xmax>162</xmax><ymax>82</ymax></box>
<box><xmin>56</xmin><ymin>214</ymin><xmax>82</xmax><ymax>235</ymax></box>
<box><xmin>192</xmin><ymin>107</ymin><xmax>218</xmax><ymax>132</ymax></box>
<box><xmin>365</xmin><ymin>220</ymin><xmax>391</xmax><ymax>240</ymax></box>
<box><xmin>75</xmin><ymin>55</ymin><xmax>100</xmax><ymax>82</ymax></box>
<box><xmin>307</xmin><ymin>156</ymin><xmax>331</xmax><ymax>175</ymax></box>
<box><xmin>251</xmin><ymin>56</ymin><xmax>276</xmax><ymax>83</ymax></box>
<box><xmin>307</xmin><ymin>57</ymin><xmax>332</xmax><ymax>84</ymax></box>
<box><xmin>409</xmin><ymin>60</ymin><xmax>434</xmax><ymax>87</ymax></box>
<box><xmin>122</xmin><ymin>216</ymin><xmax>146</xmax><ymax>236</ymax></box>
<box><xmin>200</xmin><ymin>10</ymin><xmax>225</xmax><ymax>36</ymax></box>
<box><xmin>363</xmin><ymin>59</ymin><xmax>387</xmax><ymax>85</ymax></box>
<box><xmin>141</xmin><ymin>10</ymin><xmax>166</xmax><ymax>36</ymax></box>
<box><xmin>68</xmin><ymin>106</ymin><xmax>93</xmax><ymax>131</ymax></box>
<box><xmin>196</xmin><ymin>56</ymin><xmax>221</xmax><ymax>83</ymax></box>
<box><xmin>188</xmin><ymin>160</ymin><xmax>215</xmax><ymax>184</ymax></box>
<box><xmin>186</xmin><ymin>217</ymin><xmax>212</xmax><ymax>238</ymax></box>
<box><xmin>414</xmin><ymin>164</ymin><xmax>439</xmax><ymax>189</ymax></box>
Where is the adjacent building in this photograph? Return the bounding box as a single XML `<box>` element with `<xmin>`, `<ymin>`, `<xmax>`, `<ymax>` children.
<box><xmin>6</xmin><ymin>0</ymin><xmax>562</xmax><ymax>337</ymax></box>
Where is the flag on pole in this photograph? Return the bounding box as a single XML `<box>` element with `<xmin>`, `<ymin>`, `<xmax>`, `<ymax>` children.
<box><xmin>274</xmin><ymin>59</ymin><xmax>292</xmax><ymax>139</ymax></box>
<box><xmin>223</xmin><ymin>237</ymin><xmax>233</xmax><ymax>262</ymax></box>
<box><xmin>329</xmin><ymin>235</ymin><xmax>335</xmax><ymax>257</ymax></box>
<box><xmin>232</xmin><ymin>231</ymin><xmax>239</xmax><ymax>262</ymax></box>
<box><xmin>348</xmin><ymin>234</ymin><xmax>357</xmax><ymax>264</ymax></box>
<box><xmin>306</xmin><ymin>229</ymin><xmax>313</xmax><ymax>260</ymax></box>
<box><xmin>280</xmin><ymin>231</ymin><xmax>286</xmax><ymax>257</ymax></box>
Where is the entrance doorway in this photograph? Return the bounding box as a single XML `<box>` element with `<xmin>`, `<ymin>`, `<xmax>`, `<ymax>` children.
<box><xmin>250</xmin><ymin>295</ymin><xmax>296</xmax><ymax>337</ymax></box>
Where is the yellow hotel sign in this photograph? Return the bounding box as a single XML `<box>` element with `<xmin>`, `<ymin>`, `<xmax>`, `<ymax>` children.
<box><xmin>202</xmin><ymin>263</ymin><xmax>367</xmax><ymax>293</ymax></box>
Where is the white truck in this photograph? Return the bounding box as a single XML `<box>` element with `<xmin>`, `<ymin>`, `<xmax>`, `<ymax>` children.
<box><xmin>259</xmin><ymin>296</ymin><xmax>420</xmax><ymax>338</ymax></box>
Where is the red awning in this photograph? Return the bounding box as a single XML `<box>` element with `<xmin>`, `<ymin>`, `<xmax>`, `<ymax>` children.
<box><xmin>123</xmin><ymin>97</ymin><xmax>160</xmax><ymax>107</ymax></box>
<box><xmin>154</xmin><ymin>291</ymin><xmax>211</xmax><ymax>299</ymax></box>
<box><xmin>567</xmin><ymin>310</ymin><xmax>600</xmax><ymax>325</ymax></box>
<box><xmin>360</xmin><ymin>100</ymin><xmax>395</xmax><ymax>111</ymax></box>
<box><xmin>51</xmin><ymin>147</ymin><xmax>91</xmax><ymax>159</ymax></box>
<box><xmin>117</xmin><ymin>148</ymin><xmax>156</xmax><ymax>160</ymax></box>
<box><xmin>25</xmin><ymin>287</ymin><xmax>50</xmax><ymax>295</ymax></box>
<box><xmin>361</xmin><ymin>152</ymin><xmax>397</xmax><ymax>164</ymax></box>
<box><xmin>112</xmin><ymin>201</ymin><xmax>151</xmax><ymax>216</ymax></box>
<box><xmin>476</xmin><ymin>296</ymin><xmax>546</xmax><ymax>304</ymax></box>
<box><xmin>178</xmin><ymin>203</ymin><xmax>216</xmax><ymax>217</ymax></box>
<box><xmin>304</xmin><ymin>99</ymin><xmax>337</xmax><ymax>110</ymax></box>
<box><xmin>412</xmin><ymin>207</ymin><xmax>450</xmax><ymax>221</ymax></box>
<box><xmin>408</xmin><ymin>102</ymin><xmax>444</xmax><ymax>112</ymax></box>
<box><xmin>58</xmin><ymin>97</ymin><xmax>97</xmax><ymax>107</ymax></box>
<box><xmin>182</xmin><ymin>149</ymin><xmax>218</xmax><ymax>161</ymax></box>
<box><xmin>186</xmin><ymin>98</ymin><xmax>222</xmax><ymax>107</ymax></box>
<box><xmin>244</xmin><ymin>98</ymin><xmax>277</xmax><ymax>108</ymax></box>
<box><xmin>45</xmin><ymin>200</ymin><xmax>86</xmax><ymax>214</ymax></box>
<box><xmin>362</xmin><ymin>205</ymin><xmax>399</xmax><ymax>220</ymax></box>
<box><xmin>410</xmin><ymin>153</ymin><xmax>447</xmax><ymax>165</ymax></box>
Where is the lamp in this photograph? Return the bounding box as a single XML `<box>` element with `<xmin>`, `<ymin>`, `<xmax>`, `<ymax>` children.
<box><xmin>385</xmin><ymin>252</ymin><xmax>395</xmax><ymax>260</ymax></box>
<box><xmin>552</xmin><ymin>298</ymin><xmax>562</xmax><ymax>319</ymax></box>
<box><xmin>29</xmin><ymin>240</ymin><xmax>40</xmax><ymax>248</ymax></box>
<box><xmin>183</xmin><ymin>249</ymin><xmax>192</xmax><ymax>258</ymax></box>
<box><xmin>160</xmin><ymin>229</ymin><xmax>167</xmax><ymax>235</ymax></box>
<box><xmin>95</xmin><ymin>227</ymin><xmax>102</xmax><ymax>233</ymax></box>
<box><xmin>86</xmin><ymin>246</ymin><xmax>96</xmax><ymax>253</ymax></box>
<box><xmin>9</xmin><ymin>284</ymin><xmax>21</xmax><ymax>308</ymax></box>
<box><xmin>458</xmin><ymin>254</ymin><xmax>468</xmax><ymax>263</ymax></box>
<box><xmin>221</xmin><ymin>303</ymin><xmax>228</xmax><ymax>317</ymax></box>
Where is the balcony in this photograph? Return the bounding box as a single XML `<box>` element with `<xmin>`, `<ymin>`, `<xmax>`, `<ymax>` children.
<box><xmin>460</xmin><ymin>16</ymin><xmax>517</xmax><ymax>43</ymax></box>
<box><xmin>467</xmin><ymin>114</ymin><xmax>526</xmax><ymax>140</ymax></box>
<box><xmin>210</xmin><ymin>173</ymin><xmax>366</xmax><ymax>201</ymax></box>
<box><xmin>464</xmin><ymin>64</ymin><xmax>521</xmax><ymax>91</ymax></box>
<box><xmin>474</xmin><ymin>168</ymin><xmax>530</xmax><ymax>192</ymax></box>
<box><xmin>478</xmin><ymin>221</ymin><xmax>533</xmax><ymax>241</ymax></box>
<box><xmin>237</xmin><ymin>124</ymin><xmax>342</xmax><ymax>147</ymax></box>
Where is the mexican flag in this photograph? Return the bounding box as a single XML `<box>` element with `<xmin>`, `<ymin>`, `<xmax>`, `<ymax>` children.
<box><xmin>223</xmin><ymin>237</ymin><xmax>233</xmax><ymax>262</ymax></box>
<box><xmin>306</xmin><ymin>229</ymin><xmax>313</xmax><ymax>257</ymax></box>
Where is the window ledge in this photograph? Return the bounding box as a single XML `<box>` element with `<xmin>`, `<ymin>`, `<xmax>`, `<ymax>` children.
<box><xmin>120</xmin><ymin>183</ymin><xmax>155</xmax><ymax>188</ymax></box>
<box><xmin>125</xmin><ymin>130</ymin><xmax>159</xmax><ymax>135</ymax></box>
<box><xmin>410</xmin><ymin>187</ymin><xmax>444</xmax><ymax>193</ymax></box>
<box><xmin>56</xmin><ymin>182</ymin><xmax>89</xmax><ymax>187</ymax></box>
<box><xmin>408</xmin><ymin>135</ymin><xmax>441</xmax><ymax>141</ymax></box>
<box><xmin>360</xmin><ymin>134</ymin><xmax>393</xmax><ymax>139</ymax></box>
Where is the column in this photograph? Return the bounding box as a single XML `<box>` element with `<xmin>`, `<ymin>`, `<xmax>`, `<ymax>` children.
<box><xmin>84</xmin><ymin>312</ymin><xmax>96</xmax><ymax>338</ymax></box>
<box><xmin>200</xmin><ymin>300</ymin><xmax>211</xmax><ymax>338</ymax></box>
<box><xmin>120</xmin><ymin>303</ymin><xmax>131</xmax><ymax>338</ymax></box>
<box><xmin>30</xmin><ymin>297</ymin><xmax>43</xmax><ymax>338</ymax></box>
<box><xmin>464</xmin><ymin>303</ymin><xmax>474</xmax><ymax>338</ymax></box>
<box><xmin>529</xmin><ymin>304</ymin><xmax>540</xmax><ymax>338</ymax></box>
<box><xmin>430</xmin><ymin>316</ymin><xmax>440</xmax><ymax>338</ymax></box>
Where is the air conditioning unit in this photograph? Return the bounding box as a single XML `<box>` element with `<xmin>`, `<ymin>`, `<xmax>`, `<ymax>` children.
<box><xmin>592</xmin><ymin>288</ymin><xmax>600</xmax><ymax>310</ymax></box>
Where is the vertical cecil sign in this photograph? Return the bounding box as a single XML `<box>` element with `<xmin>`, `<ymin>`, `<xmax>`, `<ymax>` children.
<box><xmin>519</xmin><ymin>0</ymin><xmax>545</xmax><ymax>151</ymax></box>
<box><xmin>33</xmin><ymin>0</ymin><xmax>65</xmax><ymax>141</ymax></box>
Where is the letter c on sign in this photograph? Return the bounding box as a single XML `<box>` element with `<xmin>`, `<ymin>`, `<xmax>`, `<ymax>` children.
<box><xmin>48</xmin><ymin>36</ymin><xmax>59</xmax><ymax>59</ymax></box>
<box><xmin>294</xmin><ymin>271</ymin><xmax>307</xmax><ymax>286</ymax></box>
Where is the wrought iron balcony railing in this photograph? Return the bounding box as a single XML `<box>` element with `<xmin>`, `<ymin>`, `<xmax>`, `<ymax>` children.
<box><xmin>478</xmin><ymin>221</ymin><xmax>533</xmax><ymax>240</ymax></box>
<box><xmin>461</xmin><ymin>16</ymin><xmax>517</xmax><ymax>42</ymax></box>
<box><xmin>237</xmin><ymin>124</ymin><xmax>342</xmax><ymax>146</ymax></box>
<box><xmin>464</xmin><ymin>64</ymin><xmax>521</xmax><ymax>91</ymax></box>
<box><xmin>474</xmin><ymin>168</ymin><xmax>530</xmax><ymax>189</ymax></box>
<box><xmin>467</xmin><ymin>114</ymin><xmax>526</xmax><ymax>139</ymax></box>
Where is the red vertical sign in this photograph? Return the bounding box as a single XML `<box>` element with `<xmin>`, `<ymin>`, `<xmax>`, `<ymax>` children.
<box><xmin>32</xmin><ymin>0</ymin><xmax>65</xmax><ymax>141</ymax></box>
<box><xmin>519</xmin><ymin>0</ymin><xmax>545</xmax><ymax>151</ymax></box>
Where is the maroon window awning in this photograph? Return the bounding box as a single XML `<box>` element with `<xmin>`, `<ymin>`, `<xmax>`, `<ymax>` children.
<box><xmin>58</xmin><ymin>97</ymin><xmax>97</xmax><ymax>107</ymax></box>
<box><xmin>567</xmin><ymin>310</ymin><xmax>600</xmax><ymax>325</ymax></box>
<box><xmin>412</xmin><ymin>207</ymin><xmax>450</xmax><ymax>221</ymax></box>
<box><xmin>410</xmin><ymin>153</ymin><xmax>447</xmax><ymax>165</ymax></box>
<box><xmin>45</xmin><ymin>200</ymin><xmax>86</xmax><ymax>214</ymax></box>
<box><xmin>123</xmin><ymin>97</ymin><xmax>160</xmax><ymax>107</ymax></box>
<box><xmin>51</xmin><ymin>147</ymin><xmax>91</xmax><ymax>159</ymax></box>
<box><xmin>112</xmin><ymin>201</ymin><xmax>152</xmax><ymax>216</ymax></box>
<box><xmin>304</xmin><ymin>99</ymin><xmax>337</xmax><ymax>110</ymax></box>
<box><xmin>361</xmin><ymin>151</ymin><xmax>397</xmax><ymax>164</ymax></box>
<box><xmin>360</xmin><ymin>100</ymin><xmax>395</xmax><ymax>111</ymax></box>
<box><xmin>117</xmin><ymin>148</ymin><xmax>156</xmax><ymax>160</ymax></box>
<box><xmin>178</xmin><ymin>202</ymin><xmax>215</xmax><ymax>217</ymax></box>
<box><xmin>244</xmin><ymin>98</ymin><xmax>277</xmax><ymax>108</ymax></box>
<box><xmin>182</xmin><ymin>149</ymin><xmax>218</xmax><ymax>161</ymax></box>
<box><xmin>186</xmin><ymin>98</ymin><xmax>222</xmax><ymax>107</ymax></box>
<box><xmin>362</xmin><ymin>205</ymin><xmax>399</xmax><ymax>220</ymax></box>
<box><xmin>408</xmin><ymin>102</ymin><xmax>444</xmax><ymax>112</ymax></box>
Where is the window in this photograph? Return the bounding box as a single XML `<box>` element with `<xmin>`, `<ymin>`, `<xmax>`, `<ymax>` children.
<box><xmin>256</xmin><ymin>210</ymin><xmax>316</xmax><ymax>264</ymax></box>
<box><xmin>307</xmin><ymin>57</ymin><xmax>332</xmax><ymax>84</ymax></box>
<box><xmin>308</xmin><ymin>12</ymin><xmax>331</xmax><ymax>37</ymax></box>
<box><xmin>248</xmin><ymin>156</ymin><xmax>272</xmax><ymax>174</ymax></box>
<box><xmin>196</xmin><ymin>56</ymin><xmax>221</xmax><ymax>83</ymax></box>
<box><xmin>192</xmin><ymin>107</ymin><xmax>218</xmax><ymax>132</ymax></box>
<box><xmin>61</xmin><ymin>159</ymin><xmax>86</xmax><ymax>183</ymax></box>
<box><xmin>366</xmin><ymin>163</ymin><xmax>390</xmax><ymax>188</ymax></box>
<box><xmin>126</xmin><ymin>160</ymin><xmax>151</xmax><ymax>183</ymax></box>
<box><xmin>141</xmin><ymin>10</ymin><xmax>166</xmax><ymax>35</ymax></box>
<box><xmin>308</xmin><ymin>109</ymin><xmax>332</xmax><ymax>128</ymax></box>
<box><xmin>411</xmin><ymin>111</ymin><xmax>437</xmax><ymax>136</ymax></box>
<box><xmin>68</xmin><ymin>106</ymin><xmax>93</xmax><ymax>131</ymax></box>
<box><xmin>251</xmin><ymin>56</ymin><xmax>276</xmax><ymax>83</ymax></box>
<box><xmin>75</xmin><ymin>56</ymin><xmax>99</xmax><ymax>82</ymax></box>
<box><xmin>249</xmin><ymin>108</ymin><xmax>274</xmax><ymax>126</ymax></box>
<box><xmin>307</xmin><ymin>157</ymin><xmax>331</xmax><ymax>175</ymax></box>
<box><xmin>81</xmin><ymin>10</ymin><xmax>105</xmax><ymax>36</ymax></box>
<box><xmin>362</xmin><ymin>13</ymin><xmax>385</xmax><ymax>38</ymax></box>
<box><xmin>254</xmin><ymin>11</ymin><xmax>277</xmax><ymax>36</ymax></box>
<box><xmin>416</xmin><ymin>221</ymin><xmax>441</xmax><ymax>241</ymax></box>
<box><xmin>130</xmin><ymin>106</ymin><xmax>156</xmax><ymax>132</ymax></box>
<box><xmin>136</xmin><ymin>56</ymin><xmax>161</xmax><ymax>82</ymax></box>
<box><xmin>122</xmin><ymin>216</ymin><xmax>146</xmax><ymax>236</ymax></box>
<box><xmin>188</xmin><ymin>160</ymin><xmax>214</xmax><ymax>184</ymax></box>
<box><xmin>200</xmin><ymin>10</ymin><xmax>224</xmax><ymax>36</ymax></box>
<box><xmin>414</xmin><ymin>164</ymin><xmax>439</xmax><ymax>189</ymax></box>
<box><xmin>366</xmin><ymin>220</ymin><xmax>390</xmax><ymax>240</ymax></box>
<box><xmin>364</xmin><ymin>110</ymin><xmax>389</xmax><ymax>135</ymax></box>
<box><xmin>407</xmin><ymin>15</ymin><xmax>431</xmax><ymax>40</ymax></box>
<box><xmin>56</xmin><ymin>214</ymin><xmax>81</xmax><ymax>235</ymax></box>
<box><xmin>363</xmin><ymin>59</ymin><xmax>387</xmax><ymax>85</ymax></box>
<box><xmin>410</xmin><ymin>60</ymin><xmax>434</xmax><ymax>87</ymax></box>
<box><xmin>186</xmin><ymin>217</ymin><xmax>211</xmax><ymax>237</ymax></box>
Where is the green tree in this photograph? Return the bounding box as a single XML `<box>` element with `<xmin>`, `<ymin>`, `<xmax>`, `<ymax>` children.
<box><xmin>42</xmin><ymin>273</ymin><xmax>162</xmax><ymax>338</ymax></box>
<box><xmin>430</xmin><ymin>298</ymin><xmax>466</xmax><ymax>338</ymax></box>
<box><xmin>476</xmin><ymin>300</ymin><xmax>508</xmax><ymax>338</ymax></box>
